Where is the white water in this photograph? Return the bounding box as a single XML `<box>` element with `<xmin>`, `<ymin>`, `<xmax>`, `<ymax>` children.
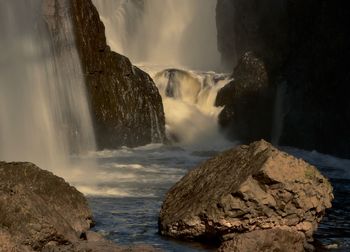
<box><xmin>149</xmin><ymin>67</ymin><xmax>233</xmax><ymax>150</ymax></box>
<box><xmin>0</xmin><ymin>1</ymin><xmax>96</xmax><ymax>179</ymax></box>
<box><xmin>92</xmin><ymin>0</ymin><xmax>221</xmax><ymax>71</ymax></box>
<box><xmin>92</xmin><ymin>0</ymin><xmax>231</xmax><ymax>151</ymax></box>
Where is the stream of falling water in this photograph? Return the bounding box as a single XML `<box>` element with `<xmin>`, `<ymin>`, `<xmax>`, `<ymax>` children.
<box><xmin>0</xmin><ymin>0</ymin><xmax>96</xmax><ymax>181</ymax></box>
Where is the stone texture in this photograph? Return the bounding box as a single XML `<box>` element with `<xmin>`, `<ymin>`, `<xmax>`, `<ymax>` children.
<box><xmin>43</xmin><ymin>0</ymin><xmax>166</xmax><ymax>149</ymax></box>
<box><xmin>216</xmin><ymin>0</ymin><xmax>350</xmax><ymax>158</ymax></box>
<box><xmin>0</xmin><ymin>162</ymin><xmax>160</xmax><ymax>252</ymax></box>
<box><xmin>159</xmin><ymin>140</ymin><xmax>333</xmax><ymax>250</ymax></box>
<box><xmin>218</xmin><ymin>228</ymin><xmax>305</xmax><ymax>252</ymax></box>
<box><xmin>0</xmin><ymin>162</ymin><xmax>93</xmax><ymax>251</ymax></box>
<box><xmin>215</xmin><ymin>52</ymin><xmax>274</xmax><ymax>143</ymax></box>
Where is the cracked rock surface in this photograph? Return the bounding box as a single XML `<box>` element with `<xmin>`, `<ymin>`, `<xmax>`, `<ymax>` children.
<box><xmin>159</xmin><ymin>140</ymin><xmax>333</xmax><ymax>251</ymax></box>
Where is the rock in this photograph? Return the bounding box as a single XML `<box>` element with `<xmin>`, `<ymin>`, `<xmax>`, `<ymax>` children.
<box><xmin>159</xmin><ymin>140</ymin><xmax>333</xmax><ymax>250</ymax></box>
<box><xmin>215</xmin><ymin>52</ymin><xmax>274</xmax><ymax>143</ymax></box>
<box><xmin>216</xmin><ymin>0</ymin><xmax>350</xmax><ymax>158</ymax></box>
<box><xmin>43</xmin><ymin>0</ymin><xmax>166</xmax><ymax>149</ymax></box>
<box><xmin>218</xmin><ymin>229</ymin><xmax>305</xmax><ymax>252</ymax></box>
<box><xmin>0</xmin><ymin>161</ymin><xmax>160</xmax><ymax>252</ymax></box>
<box><xmin>0</xmin><ymin>161</ymin><xmax>93</xmax><ymax>251</ymax></box>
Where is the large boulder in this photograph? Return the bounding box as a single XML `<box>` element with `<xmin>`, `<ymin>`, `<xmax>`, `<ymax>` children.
<box><xmin>0</xmin><ymin>162</ymin><xmax>159</xmax><ymax>252</ymax></box>
<box><xmin>215</xmin><ymin>52</ymin><xmax>274</xmax><ymax>143</ymax></box>
<box><xmin>43</xmin><ymin>0</ymin><xmax>166</xmax><ymax>149</ymax></box>
<box><xmin>159</xmin><ymin>140</ymin><xmax>333</xmax><ymax>251</ymax></box>
<box><xmin>0</xmin><ymin>162</ymin><xmax>93</xmax><ymax>251</ymax></box>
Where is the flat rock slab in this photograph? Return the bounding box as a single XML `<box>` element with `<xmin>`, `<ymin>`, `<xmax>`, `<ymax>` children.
<box><xmin>159</xmin><ymin>140</ymin><xmax>333</xmax><ymax>251</ymax></box>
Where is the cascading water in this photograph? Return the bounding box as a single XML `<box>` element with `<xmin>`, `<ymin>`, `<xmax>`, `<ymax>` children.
<box><xmin>92</xmin><ymin>0</ymin><xmax>220</xmax><ymax>71</ymax></box>
<box><xmin>0</xmin><ymin>0</ymin><xmax>96</xmax><ymax>180</ymax></box>
<box><xmin>93</xmin><ymin>0</ymin><xmax>230</xmax><ymax>150</ymax></box>
<box><xmin>151</xmin><ymin>68</ymin><xmax>232</xmax><ymax>149</ymax></box>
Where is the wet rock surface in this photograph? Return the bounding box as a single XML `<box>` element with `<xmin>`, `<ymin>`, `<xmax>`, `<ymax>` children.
<box><xmin>159</xmin><ymin>140</ymin><xmax>333</xmax><ymax>251</ymax></box>
<box><xmin>43</xmin><ymin>0</ymin><xmax>166</xmax><ymax>149</ymax></box>
<box><xmin>215</xmin><ymin>52</ymin><xmax>274</xmax><ymax>143</ymax></box>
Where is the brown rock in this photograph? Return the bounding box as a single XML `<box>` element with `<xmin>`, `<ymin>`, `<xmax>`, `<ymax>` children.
<box><xmin>218</xmin><ymin>228</ymin><xmax>305</xmax><ymax>252</ymax></box>
<box><xmin>0</xmin><ymin>162</ymin><xmax>93</xmax><ymax>251</ymax></box>
<box><xmin>0</xmin><ymin>162</ymin><xmax>160</xmax><ymax>252</ymax></box>
<box><xmin>43</xmin><ymin>0</ymin><xmax>166</xmax><ymax>149</ymax></box>
<box><xmin>159</xmin><ymin>140</ymin><xmax>333</xmax><ymax>250</ymax></box>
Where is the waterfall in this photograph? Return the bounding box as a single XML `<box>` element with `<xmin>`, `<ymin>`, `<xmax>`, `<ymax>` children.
<box><xmin>92</xmin><ymin>0</ymin><xmax>231</xmax><ymax>149</ymax></box>
<box><xmin>0</xmin><ymin>0</ymin><xmax>96</xmax><ymax>177</ymax></box>
<box><xmin>151</xmin><ymin>68</ymin><xmax>232</xmax><ymax>149</ymax></box>
<box><xmin>92</xmin><ymin>0</ymin><xmax>221</xmax><ymax>71</ymax></box>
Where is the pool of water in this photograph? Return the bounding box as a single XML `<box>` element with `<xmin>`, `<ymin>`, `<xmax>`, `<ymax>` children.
<box><xmin>82</xmin><ymin>144</ymin><xmax>350</xmax><ymax>251</ymax></box>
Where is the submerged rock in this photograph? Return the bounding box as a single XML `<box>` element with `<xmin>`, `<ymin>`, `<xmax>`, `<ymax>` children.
<box><xmin>159</xmin><ymin>140</ymin><xmax>333</xmax><ymax>251</ymax></box>
<box><xmin>215</xmin><ymin>52</ymin><xmax>274</xmax><ymax>143</ymax></box>
<box><xmin>43</xmin><ymin>0</ymin><xmax>166</xmax><ymax>149</ymax></box>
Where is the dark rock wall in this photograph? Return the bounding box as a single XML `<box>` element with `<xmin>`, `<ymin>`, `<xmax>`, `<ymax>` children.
<box><xmin>216</xmin><ymin>0</ymin><xmax>350</xmax><ymax>157</ymax></box>
<box><xmin>71</xmin><ymin>0</ymin><xmax>166</xmax><ymax>149</ymax></box>
<box><xmin>215</xmin><ymin>52</ymin><xmax>274</xmax><ymax>142</ymax></box>
<box><xmin>44</xmin><ymin>0</ymin><xmax>166</xmax><ymax>149</ymax></box>
<box><xmin>281</xmin><ymin>1</ymin><xmax>350</xmax><ymax>157</ymax></box>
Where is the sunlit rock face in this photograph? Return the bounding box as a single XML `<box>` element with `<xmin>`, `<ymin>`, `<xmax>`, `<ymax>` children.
<box><xmin>44</xmin><ymin>0</ymin><xmax>166</xmax><ymax>149</ymax></box>
<box><xmin>216</xmin><ymin>0</ymin><xmax>350</xmax><ymax>158</ymax></box>
<box><xmin>159</xmin><ymin>140</ymin><xmax>333</xmax><ymax>251</ymax></box>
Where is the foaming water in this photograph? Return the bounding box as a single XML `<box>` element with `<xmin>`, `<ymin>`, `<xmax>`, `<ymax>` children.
<box><xmin>151</xmin><ymin>68</ymin><xmax>234</xmax><ymax>150</ymax></box>
<box><xmin>0</xmin><ymin>1</ymin><xmax>95</xmax><ymax>179</ymax></box>
<box><xmin>92</xmin><ymin>0</ymin><xmax>220</xmax><ymax>71</ymax></box>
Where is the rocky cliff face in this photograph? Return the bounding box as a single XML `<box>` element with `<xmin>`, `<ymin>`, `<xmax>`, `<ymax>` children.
<box><xmin>43</xmin><ymin>0</ymin><xmax>166</xmax><ymax>149</ymax></box>
<box><xmin>216</xmin><ymin>0</ymin><xmax>350</xmax><ymax>157</ymax></box>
